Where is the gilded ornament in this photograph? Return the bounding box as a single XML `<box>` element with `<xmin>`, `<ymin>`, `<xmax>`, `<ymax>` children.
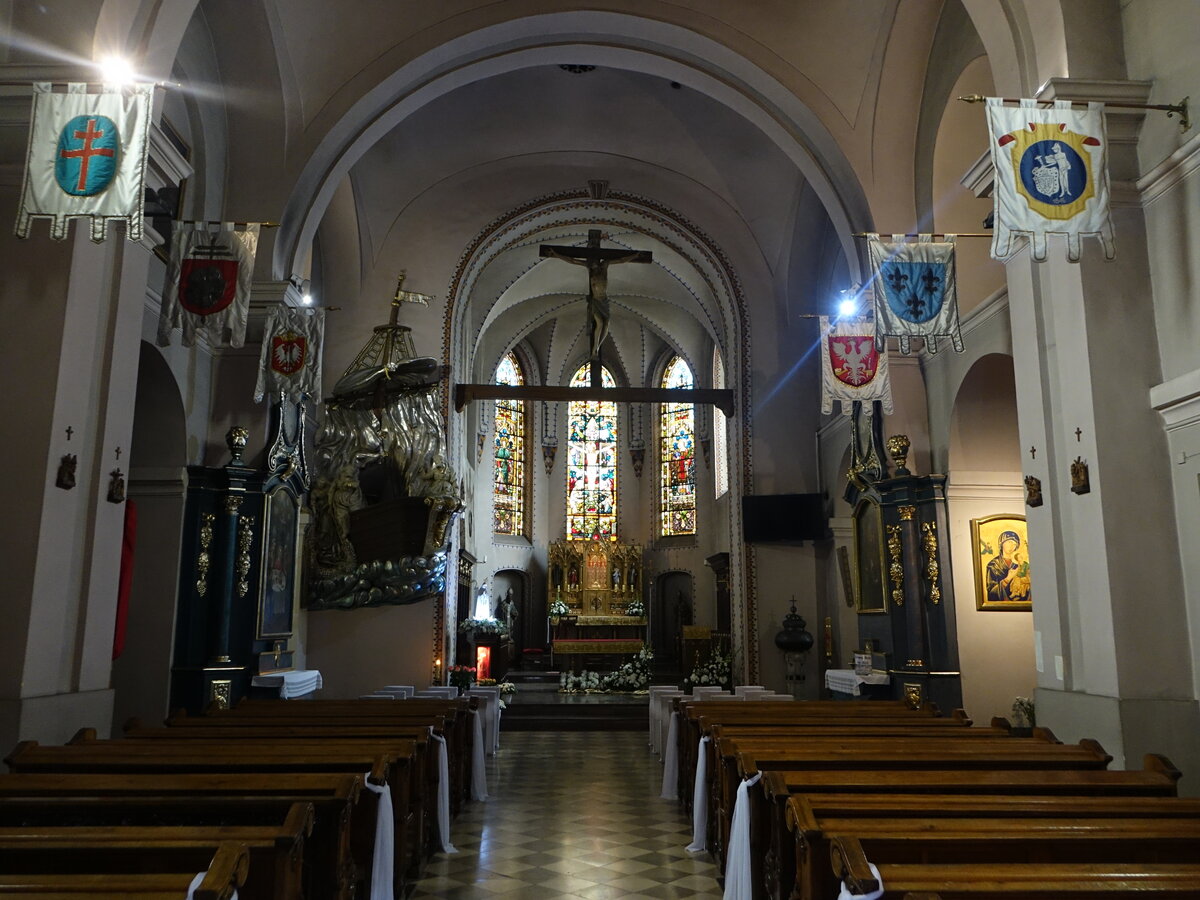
<box><xmin>236</xmin><ymin>514</ymin><xmax>254</xmax><ymax>598</ymax></box>
<box><xmin>208</xmin><ymin>679</ymin><xmax>232</xmax><ymax>709</ymax></box>
<box><xmin>921</xmin><ymin>521</ymin><xmax>941</xmax><ymax>604</ymax></box>
<box><xmin>887</xmin><ymin>524</ymin><xmax>904</xmax><ymax>606</ymax></box>
<box><xmin>106</xmin><ymin>469</ymin><xmax>125</xmax><ymax>503</ymax></box>
<box><xmin>55</xmin><ymin>454</ymin><xmax>77</xmax><ymax>490</ymax></box>
<box><xmin>224</xmin><ymin>495</ymin><xmax>242</xmax><ymax>515</ymax></box>
<box><xmin>226</xmin><ymin>426</ymin><xmax>249</xmax><ymax>465</ymax></box>
<box><xmin>196</xmin><ymin>513</ymin><xmax>215</xmax><ymax>597</ymax></box>
<box><xmin>903</xmin><ymin>682</ymin><xmax>923</xmax><ymax>710</ymax></box>
<box><xmin>898</xmin><ymin>504</ymin><xmax>916</xmax><ymax>521</ymax></box>
<box><xmin>886</xmin><ymin>434</ymin><xmax>911</xmax><ymax>474</ymax></box>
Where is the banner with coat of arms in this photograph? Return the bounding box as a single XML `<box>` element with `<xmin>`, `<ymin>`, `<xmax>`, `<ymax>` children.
<box><xmin>254</xmin><ymin>305</ymin><xmax>325</xmax><ymax>403</ymax></box>
<box><xmin>820</xmin><ymin>316</ymin><xmax>893</xmax><ymax>415</ymax></box>
<box><xmin>15</xmin><ymin>82</ymin><xmax>154</xmax><ymax>242</ymax></box>
<box><xmin>157</xmin><ymin>223</ymin><xmax>260</xmax><ymax>348</ymax></box>
<box><xmin>986</xmin><ymin>97</ymin><xmax>1113</xmax><ymax>262</ymax></box>
<box><xmin>867</xmin><ymin>234</ymin><xmax>964</xmax><ymax>355</ymax></box>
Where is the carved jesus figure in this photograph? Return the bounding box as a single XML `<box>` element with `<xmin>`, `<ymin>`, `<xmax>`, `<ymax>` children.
<box><xmin>540</xmin><ymin>229</ymin><xmax>652</xmax><ymax>376</ymax></box>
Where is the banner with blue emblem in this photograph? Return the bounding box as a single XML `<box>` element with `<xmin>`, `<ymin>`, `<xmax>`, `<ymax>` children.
<box><xmin>986</xmin><ymin>98</ymin><xmax>1113</xmax><ymax>263</ymax></box>
<box><xmin>867</xmin><ymin>234</ymin><xmax>963</xmax><ymax>355</ymax></box>
<box><xmin>15</xmin><ymin>82</ymin><xmax>153</xmax><ymax>242</ymax></box>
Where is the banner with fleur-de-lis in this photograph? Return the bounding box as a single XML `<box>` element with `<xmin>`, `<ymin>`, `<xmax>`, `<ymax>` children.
<box><xmin>867</xmin><ymin>234</ymin><xmax>963</xmax><ymax>355</ymax></box>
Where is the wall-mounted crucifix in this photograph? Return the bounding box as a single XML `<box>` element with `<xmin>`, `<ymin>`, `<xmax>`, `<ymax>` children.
<box><xmin>454</xmin><ymin>229</ymin><xmax>735</xmax><ymax>414</ymax></box>
<box><xmin>539</xmin><ymin>229</ymin><xmax>652</xmax><ymax>387</ymax></box>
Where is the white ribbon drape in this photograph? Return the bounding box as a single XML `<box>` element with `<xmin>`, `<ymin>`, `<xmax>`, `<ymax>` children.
<box><xmin>660</xmin><ymin>711</ymin><xmax>680</xmax><ymax>799</ymax></box>
<box><xmin>686</xmin><ymin>735</ymin><xmax>711</xmax><ymax>852</ymax></box>
<box><xmin>721</xmin><ymin>772</ymin><xmax>762</xmax><ymax>900</ymax></box>
<box><xmin>470</xmin><ymin>710</ymin><xmax>488</xmax><ymax>801</ymax></box>
<box><xmin>362</xmin><ymin>772</ymin><xmax>395</xmax><ymax>900</ymax></box>
<box><xmin>187</xmin><ymin>870</ymin><xmax>238</xmax><ymax>900</ymax></box>
<box><xmin>431</xmin><ymin>731</ymin><xmax>457</xmax><ymax>852</ymax></box>
<box><xmin>838</xmin><ymin>862</ymin><xmax>885</xmax><ymax>900</ymax></box>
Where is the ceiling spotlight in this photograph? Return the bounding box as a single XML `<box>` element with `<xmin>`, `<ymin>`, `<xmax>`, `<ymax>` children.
<box><xmin>97</xmin><ymin>56</ymin><xmax>136</xmax><ymax>85</ymax></box>
<box><xmin>838</xmin><ymin>298</ymin><xmax>858</xmax><ymax>317</ymax></box>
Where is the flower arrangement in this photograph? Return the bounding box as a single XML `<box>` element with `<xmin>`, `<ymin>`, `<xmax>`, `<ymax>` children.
<box><xmin>448</xmin><ymin>665</ymin><xmax>476</xmax><ymax>691</ymax></box>
<box><xmin>498</xmin><ymin>681</ymin><xmax>517</xmax><ymax>697</ymax></box>
<box><xmin>477</xmin><ymin>677</ymin><xmax>497</xmax><ymax>687</ymax></box>
<box><xmin>560</xmin><ymin>646</ymin><xmax>654</xmax><ymax>693</ymax></box>
<box><xmin>458</xmin><ymin>617</ymin><xmax>509</xmax><ymax>638</ymax></box>
<box><xmin>684</xmin><ymin>648</ymin><xmax>731</xmax><ymax>689</ymax></box>
<box><xmin>625</xmin><ymin>597</ymin><xmax>645</xmax><ymax>617</ymax></box>
<box><xmin>549</xmin><ymin>597</ymin><xmax>570</xmax><ymax>617</ymax></box>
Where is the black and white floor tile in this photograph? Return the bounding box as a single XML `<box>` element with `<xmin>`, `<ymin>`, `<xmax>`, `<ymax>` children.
<box><xmin>409</xmin><ymin>732</ymin><xmax>721</xmax><ymax>899</ymax></box>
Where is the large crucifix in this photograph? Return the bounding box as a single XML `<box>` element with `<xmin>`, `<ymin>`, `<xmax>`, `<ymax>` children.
<box><xmin>454</xmin><ymin>228</ymin><xmax>735</xmax><ymax>415</ymax></box>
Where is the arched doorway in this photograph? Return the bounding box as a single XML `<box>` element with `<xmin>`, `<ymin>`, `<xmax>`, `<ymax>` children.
<box><xmin>946</xmin><ymin>352</ymin><xmax>1036</xmax><ymax>724</ymax></box>
<box><xmin>493</xmin><ymin>568</ymin><xmax>535</xmax><ymax>662</ymax></box>
<box><xmin>110</xmin><ymin>342</ymin><xmax>188</xmax><ymax>733</ymax></box>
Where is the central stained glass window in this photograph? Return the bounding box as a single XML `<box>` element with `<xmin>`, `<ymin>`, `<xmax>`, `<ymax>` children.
<box><xmin>493</xmin><ymin>353</ymin><xmax>526</xmax><ymax>535</ymax></box>
<box><xmin>566</xmin><ymin>363</ymin><xmax>617</xmax><ymax>540</ymax></box>
<box><xmin>660</xmin><ymin>356</ymin><xmax>696</xmax><ymax>535</ymax></box>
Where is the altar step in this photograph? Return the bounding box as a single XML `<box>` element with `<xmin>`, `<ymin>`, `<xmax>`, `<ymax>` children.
<box><xmin>501</xmin><ymin>698</ymin><xmax>649</xmax><ymax>732</ymax></box>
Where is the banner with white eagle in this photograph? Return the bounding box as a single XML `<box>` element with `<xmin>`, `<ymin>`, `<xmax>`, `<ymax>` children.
<box><xmin>255</xmin><ymin>305</ymin><xmax>325</xmax><ymax>403</ymax></box>
<box><xmin>986</xmin><ymin>97</ymin><xmax>1113</xmax><ymax>262</ymax></box>
<box><xmin>867</xmin><ymin>234</ymin><xmax>964</xmax><ymax>355</ymax></box>
<box><xmin>15</xmin><ymin>82</ymin><xmax>153</xmax><ymax>242</ymax></box>
<box><xmin>820</xmin><ymin>316</ymin><xmax>893</xmax><ymax>415</ymax></box>
<box><xmin>157</xmin><ymin>223</ymin><xmax>259</xmax><ymax>348</ymax></box>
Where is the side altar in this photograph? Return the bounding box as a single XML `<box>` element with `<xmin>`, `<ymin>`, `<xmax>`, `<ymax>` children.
<box><xmin>548</xmin><ymin>540</ymin><xmax>646</xmax><ymax>669</ymax></box>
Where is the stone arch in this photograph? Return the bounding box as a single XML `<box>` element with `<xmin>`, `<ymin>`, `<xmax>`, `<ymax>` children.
<box><xmin>945</xmin><ymin>350</ymin><xmax>1036</xmax><ymax>726</ymax></box>
<box><xmin>271</xmin><ymin>11</ymin><xmax>872</xmax><ymax>283</ymax></box>
<box><xmin>110</xmin><ymin>342</ymin><xmax>189</xmax><ymax>734</ymax></box>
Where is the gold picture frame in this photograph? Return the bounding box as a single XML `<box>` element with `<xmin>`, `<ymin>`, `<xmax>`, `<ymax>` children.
<box><xmin>971</xmin><ymin>514</ymin><xmax>1032</xmax><ymax>611</ymax></box>
<box><xmin>851</xmin><ymin>499</ymin><xmax>888</xmax><ymax>614</ymax></box>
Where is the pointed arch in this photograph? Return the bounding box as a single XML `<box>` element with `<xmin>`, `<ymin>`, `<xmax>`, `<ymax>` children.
<box><xmin>660</xmin><ymin>356</ymin><xmax>697</xmax><ymax>536</ymax></box>
<box><xmin>567</xmin><ymin>363</ymin><xmax>618</xmax><ymax>540</ymax></box>
<box><xmin>493</xmin><ymin>352</ymin><xmax>528</xmax><ymax>535</ymax></box>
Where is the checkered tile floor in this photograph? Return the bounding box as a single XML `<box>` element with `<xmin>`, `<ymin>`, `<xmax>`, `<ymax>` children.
<box><xmin>409</xmin><ymin>732</ymin><xmax>721</xmax><ymax>898</ymax></box>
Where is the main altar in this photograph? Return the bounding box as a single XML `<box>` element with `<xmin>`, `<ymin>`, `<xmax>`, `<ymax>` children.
<box><xmin>548</xmin><ymin>540</ymin><xmax>646</xmax><ymax>669</ymax></box>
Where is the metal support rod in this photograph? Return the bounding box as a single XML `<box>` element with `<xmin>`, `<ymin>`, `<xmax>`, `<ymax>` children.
<box><xmin>959</xmin><ymin>93</ymin><xmax>1190</xmax><ymax>130</ymax></box>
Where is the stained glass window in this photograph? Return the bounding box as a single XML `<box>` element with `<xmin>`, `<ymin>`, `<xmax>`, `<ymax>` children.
<box><xmin>660</xmin><ymin>356</ymin><xmax>696</xmax><ymax>535</ymax></box>
<box><xmin>493</xmin><ymin>353</ymin><xmax>526</xmax><ymax>535</ymax></box>
<box><xmin>567</xmin><ymin>363</ymin><xmax>618</xmax><ymax>541</ymax></box>
<box><xmin>713</xmin><ymin>345</ymin><xmax>729</xmax><ymax>498</ymax></box>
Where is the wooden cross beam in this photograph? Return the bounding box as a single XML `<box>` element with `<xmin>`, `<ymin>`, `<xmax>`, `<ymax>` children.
<box><xmin>453</xmin><ymin>382</ymin><xmax>735</xmax><ymax>416</ymax></box>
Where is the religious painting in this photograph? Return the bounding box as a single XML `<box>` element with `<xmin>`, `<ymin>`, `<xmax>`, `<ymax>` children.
<box><xmin>851</xmin><ymin>499</ymin><xmax>887</xmax><ymax>614</ymax></box>
<box><xmin>971</xmin><ymin>514</ymin><xmax>1032</xmax><ymax>611</ymax></box>
<box><xmin>259</xmin><ymin>487</ymin><xmax>299</xmax><ymax>637</ymax></box>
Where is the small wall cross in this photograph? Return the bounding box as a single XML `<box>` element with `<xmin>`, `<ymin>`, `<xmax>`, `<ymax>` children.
<box><xmin>115</xmin><ymin>447</ymin><xmax>122</xmax><ymax>460</ymax></box>
<box><xmin>65</xmin><ymin>426</ymin><xmax>73</xmax><ymax>441</ymax></box>
<box><xmin>1075</xmin><ymin>428</ymin><xmax>1082</xmax><ymax>442</ymax></box>
<box><xmin>1029</xmin><ymin>446</ymin><xmax>1037</xmax><ymax>459</ymax></box>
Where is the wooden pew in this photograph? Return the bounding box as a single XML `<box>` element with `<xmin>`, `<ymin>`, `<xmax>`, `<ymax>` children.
<box><xmin>0</xmin><ymin>772</ymin><xmax>362</xmax><ymax>900</ymax></box>
<box><xmin>5</xmin><ymin>738</ymin><xmax>413</xmax><ymax>899</ymax></box>
<box><xmin>0</xmin><ymin>802</ymin><xmax>311</xmax><ymax>900</ymax></box>
<box><xmin>125</xmin><ymin>719</ymin><xmax>435</xmax><ymax>877</ymax></box>
<box><xmin>0</xmin><ymin>840</ymin><xmax>248</xmax><ymax>899</ymax></box>
<box><xmin>831</xmin><ymin>834</ymin><xmax>1200</xmax><ymax>899</ymax></box>
<box><xmin>746</xmin><ymin>755</ymin><xmax>1183</xmax><ymax>900</ymax></box>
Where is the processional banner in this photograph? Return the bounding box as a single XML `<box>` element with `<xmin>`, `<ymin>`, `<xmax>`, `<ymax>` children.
<box><xmin>986</xmin><ymin>97</ymin><xmax>1113</xmax><ymax>262</ymax></box>
<box><xmin>867</xmin><ymin>234</ymin><xmax>963</xmax><ymax>355</ymax></box>
<box><xmin>157</xmin><ymin>222</ymin><xmax>260</xmax><ymax>347</ymax></box>
<box><xmin>15</xmin><ymin>82</ymin><xmax>154</xmax><ymax>242</ymax></box>
<box><xmin>254</xmin><ymin>305</ymin><xmax>325</xmax><ymax>402</ymax></box>
<box><xmin>819</xmin><ymin>316</ymin><xmax>893</xmax><ymax>415</ymax></box>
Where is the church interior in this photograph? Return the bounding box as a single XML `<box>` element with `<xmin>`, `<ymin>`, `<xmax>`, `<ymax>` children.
<box><xmin>2</xmin><ymin>1</ymin><xmax>1200</xmax><ymax>892</ymax></box>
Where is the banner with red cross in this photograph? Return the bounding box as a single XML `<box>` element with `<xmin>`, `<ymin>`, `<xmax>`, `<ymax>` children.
<box><xmin>157</xmin><ymin>223</ymin><xmax>260</xmax><ymax>348</ymax></box>
<box><xmin>255</xmin><ymin>304</ymin><xmax>325</xmax><ymax>402</ymax></box>
<box><xmin>15</xmin><ymin>82</ymin><xmax>154</xmax><ymax>242</ymax></box>
<box><xmin>819</xmin><ymin>316</ymin><xmax>893</xmax><ymax>415</ymax></box>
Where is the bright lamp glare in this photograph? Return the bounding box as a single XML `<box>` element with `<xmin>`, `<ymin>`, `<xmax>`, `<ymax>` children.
<box><xmin>301</xmin><ymin>293</ymin><xmax>313</xmax><ymax>306</ymax></box>
<box><xmin>838</xmin><ymin>298</ymin><xmax>858</xmax><ymax>317</ymax></box>
<box><xmin>97</xmin><ymin>56</ymin><xmax>136</xmax><ymax>84</ymax></box>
